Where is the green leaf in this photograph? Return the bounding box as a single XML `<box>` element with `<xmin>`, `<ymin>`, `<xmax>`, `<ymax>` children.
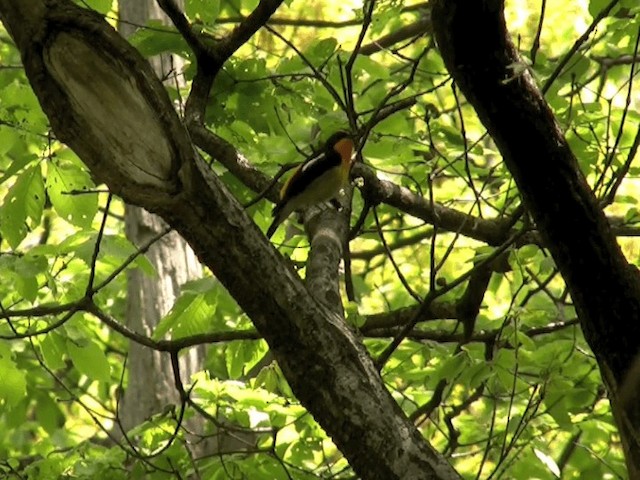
<box><xmin>186</xmin><ymin>0</ymin><xmax>221</xmax><ymax>24</ymax></box>
<box><xmin>225</xmin><ymin>343</ymin><xmax>247</xmax><ymax>379</ymax></box>
<box><xmin>544</xmin><ymin>378</ymin><xmax>574</xmax><ymax>428</ymax></box>
<box><xmin>515</xmin><ymin>244</ymin><xmax>540</xmax><ymax>263</ymax></box>
<box><xmin>307</xmin><ymin>38</ymin><xmax>338</xmax><ymax>60</ymax></box>
<box><xmin>128</xmin><ymin>21</ymin><xmax>190</xmax><ymax>58</ymax></box>
<box><xmin>67</xmin><ymin>339</ymin><xmax>111</xmax><ymax>383</ymax></box>
<box><xmin>40</xmin><ymin>332</ymin><xmax>67</xmax><ymax>371</ymax></box>
<box><xmin>225</xmin><ymin>341</ymin><xmax>268</xmax><ymax>379</ymax></box>
<box><xmin>0</xmin><ymin>152</ymin><xmax>36</xmax><ymax>186</ymax></box>
<box><xmin>75</xmin><ymin>234</ymin><xmax>156</xmax><ymax>276</ymax></box>
<box><xmin>0</xmin><ymin>164</ymin><xmax>44</xmax><ymax>248</ymax></box>
<box><xmin>153</xmin><ymin>287</ymin><xmax>217</xmax><ymax>340</ymax></box>
<box><xmin>459</xmin><ymin>361</ymin><xmax>492</xmax><ymax>389</ymax></box>
<box><xmin>0</xmin><ymin>355</ymin><xmax>27</xmax><ymax>407</ymax></box>
<box><xmin>79</xmin><ymin>0</ymin><xmax>113</xmax><ymax>14</ymax></box>
<box><xmin>436</xmin><ymin>352</ymin><xmax>468</xmax><ymax>381</ymax></box>
<box><xmin>345</xmin><ymin>301</ymin><xmax>364</xmax><ymax>328</ymax></box>
<box><xmin>46</xmin><ymin>156</ymin><xmax>97</xmax><ymax>228</ymax></box>
<box><xmin>0</xmin><ymin>126</ymin><xmax>16</xmax><ymax>156</ymax></box>
<box><xmin>13</xmin><ymin>253</ymin><xmax>47</xmax><ymax>302</ymax></box>
<box><xmin>588</xmin><ymin>0</ymin><xmax>611</xmax><ymax>17</ymax></box>
<box><xmin>35</xmin><ymin>392</ymin><xmax>64</xmax><ymax>435</ymax></box>
<box><xmin>354</xmin><ymin>56</ymin><xmax>390</xmax><ymax>80</ymax></box>
<box><xmin>276</xmin><ymin>55</ymin><xmax>306</xmax><ymax>74</ymax></box>
<box><xmin>559</xmin><ymin>53</ymin><xmax>591</xmax><ymax>82</ymax></box>
<box><xmin>256</xmin><ymin>365</ymin><xmax>279</xmax><ymax>394</ymax></box>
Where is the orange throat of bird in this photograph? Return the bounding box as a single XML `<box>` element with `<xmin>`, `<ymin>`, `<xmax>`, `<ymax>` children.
<box><xmin>334</xmin><ymin>138</ymin><xmax>355</xmax><ymax>172</ymax></box>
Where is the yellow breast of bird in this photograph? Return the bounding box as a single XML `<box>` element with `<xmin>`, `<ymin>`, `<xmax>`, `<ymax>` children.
<box><xmin>288</xmin><ymin>164</ymin><xmax>348</xmax><ymax>211</ymax></box>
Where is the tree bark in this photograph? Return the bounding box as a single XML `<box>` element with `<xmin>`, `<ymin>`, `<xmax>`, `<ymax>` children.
<box><xmin>0</xmin><ymin>1</ymin><xmax>460</xmax><ymax>478</ymax></box>
<box><xmin>431</xmin><ymin>1</ymin><xmax>640</xmax><ymax>476</ymax></box>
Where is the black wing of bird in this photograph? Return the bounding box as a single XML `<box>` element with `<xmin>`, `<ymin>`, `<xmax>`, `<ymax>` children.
<box><xmin>280</xmin><ymin>148</ymin><xmax>341</xmax><ymax>201</ymax></box>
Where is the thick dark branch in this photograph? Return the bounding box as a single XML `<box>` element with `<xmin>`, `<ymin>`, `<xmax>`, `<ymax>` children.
<box><xmin>431</xmin><ymin>0</ymin><xmax>640</xmax><ymax>474</ymax></box>
<box><xmin>431</xmin><ymin>0</ymin><xmax>640</xmax><ymax>367</ymax></box>
<box><xmin>456</xmin><ymin>263</ymin><xmax>493</xmax><ymax>341</ymax></box>
<box><xmin>158</xmin><ymin>0</ymin><xmax>283</xmax><ymax>73</ymax></box>
<box><xmin>367</xmin><ymin>318</ymin><xmax>580</xmax><ymax>344</ymax></box>
<box><xmin>189</xmin><ymin>124</ymin><xmax>279</xmax><ymax>200</ymax></box>
<box><xmin>354</xmin><ymin>163</ymin><xmax>515</xmax><ymax>245</ymax></box>
<box><xmin>361</xmin><ymin>302</ymin><xmax>455</xmax><ymax>330</ymax></box>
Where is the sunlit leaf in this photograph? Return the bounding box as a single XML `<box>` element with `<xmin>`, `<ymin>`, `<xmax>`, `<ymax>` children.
<box><xmin>78</xmin><ymin>0</ymin><xmax>113</xmax><ymax>14</ymax></box>
<box><xmin>67</xmin><ymin>339</ymin><xmax>111</xmax><ymax>383</ymax></box>
<box><xmin>128</xmin><ymin>21</ymin><xmax>190</xmax><ymax>58</ymax></box>
<box><xmin>0</xmin><ymin>164</ymin><xmax>44</xmax><ymax>248</ymax></box>
<box><xmin>46</xmin><ymin>156</ymin><xmax>97</xmax><ymax>228</ymax></box>
<box><xmin>185</xmin><ymin>0</ymin><xmax>221</xmax><ymax>24</ymax></box>
<box><xmin>0</xmin><ymin>355</ymin><xmax>26</xmax><ymax>407</ymax></box>
<box><xmin>40</xmin><ymin>333</ymin><xmax>67</xmax><ymax>371</ymax></box>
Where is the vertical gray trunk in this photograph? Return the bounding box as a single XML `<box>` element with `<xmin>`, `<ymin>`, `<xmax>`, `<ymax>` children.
<box><xmin>117</xmin><ymin>0</ymin><xmax>204</xmax><ymax>433</ymax></box>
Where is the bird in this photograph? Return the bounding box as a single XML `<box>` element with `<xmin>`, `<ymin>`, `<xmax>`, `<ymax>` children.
<box><xmin>266</xmin><ymin>131</ymin><xmax>355</xmax><ymax>239</ymax></box>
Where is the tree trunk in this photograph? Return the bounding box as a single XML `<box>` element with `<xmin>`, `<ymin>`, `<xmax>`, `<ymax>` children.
<box><xmin>431</xmin><ymin>1</ymin><xmax>640</xmax><ymax>476</ymax></box>
<box><xmin>116</xmin><ymin>0</ymin><xmax>204</xmax><ymax>434</ymax></box>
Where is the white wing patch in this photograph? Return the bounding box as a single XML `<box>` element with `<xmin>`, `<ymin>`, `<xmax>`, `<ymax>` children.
<box><xmin>300</xmin><ymin>152</ymin><xmax>326</xmax><ymax>173</ymax></box>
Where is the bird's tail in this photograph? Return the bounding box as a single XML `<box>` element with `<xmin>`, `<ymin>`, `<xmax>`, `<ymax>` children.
<box><xmin>266</xmin><ymin>204</ymin><xmax>283</xmax><ymax>239</ymax></box>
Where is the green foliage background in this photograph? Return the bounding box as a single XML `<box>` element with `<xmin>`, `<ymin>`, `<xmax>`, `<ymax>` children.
<box><xmin>0</xmin><ymin>0</ymin><xmax>639</xmax><ymax>478</ymax></box>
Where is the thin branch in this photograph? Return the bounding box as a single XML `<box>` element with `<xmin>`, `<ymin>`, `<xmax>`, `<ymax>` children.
<box><xmin>373</xmin><ymin>206</ymin><xmax>422</xmax><ymax>302</ymax></box>
<box><xmin>541</xmin><ymin>0</ymin><xmax>621</xmax><ymax>94</ymax></box>
<box><xmin>86</xmin><ymin>193</ymin><xmax>112</xmax><ymax>295</ymax></box>
<box><xmin>85</xmin><ymin>301</ymin><xmax>262</xmax><ymax>352</ymax></box>
<box><xmin>344</xmin><ymin>0</ymin><xmax>376</xmax><ymax>123</ymax></box>
<box><xmin>265</xmin><ymin>24</ymin><xmax>347</xmax><ymax>111</ymax></box>
<box><xmin>216</xmin><ymin>16</ymin><xmax>361</xmax><ymax>28</ymax></box>
<box><xmin>601</xmin><ymin>25</ymin><xmax>640</xmax><ymax>204</ymax></box>
<box><xmin>90</xmin><ymin>227</ymin><xmax>172</xmax><ymax>294</ymax></box>
<box><xmin>352</xmin><ymin>226</ymin><xmax>433</xmax><ymax>260</ymax></box>
<box><xmin>0</xmin><ymin>304</ymin><xmax>83</xmax><ymax>340</ymax></box>
<box><xmin>359</xmin><ymin>13</ymin><xmax>432</xmax><ymax>56</ymax></box>
<box><xmin>529</xmin><ymin>0</ymin><xmax>546</xmax><ymax>65</ymax></box>
<box><xmin>374</xmin><ymin>228</ymin><xmax>526</xmax><ymax>369</ymax></box>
